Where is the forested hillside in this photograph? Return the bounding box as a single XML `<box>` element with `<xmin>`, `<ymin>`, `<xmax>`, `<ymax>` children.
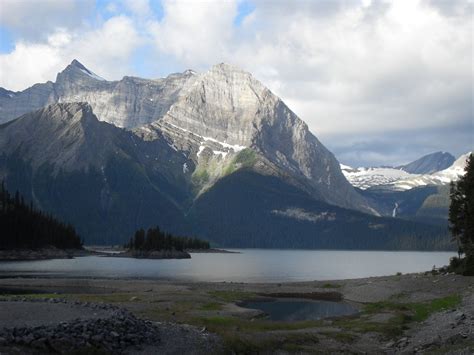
<box><xmin>0</xmin><ymin>182</ymin><xmax>83</xmax><ymax>250</ymax></box>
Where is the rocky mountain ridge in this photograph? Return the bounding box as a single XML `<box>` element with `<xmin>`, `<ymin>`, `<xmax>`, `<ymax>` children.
<box><xmin>0</xmin><ymin>61</ymin><xmax>453</xmax><ymax>247</ymax></box>
<box><xmin>0</xmin><ymin>60</ymin><xmax>372</xmax><ymax>214</ymax></box>
<box><xmin>341</xmin><ymin>152</ymin><xmax>469</xmax><ymax>192</ymax></box>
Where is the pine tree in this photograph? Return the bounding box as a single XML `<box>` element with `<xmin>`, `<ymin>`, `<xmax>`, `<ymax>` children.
<box><xmin>449</xmin><ymin>154</ymin><xmax>474</xmax><ymax>274</ymax></box>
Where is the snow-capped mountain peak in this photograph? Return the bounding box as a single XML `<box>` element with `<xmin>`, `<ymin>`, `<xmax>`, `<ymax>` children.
<box><xmin>341</xmin><ymin>152</ymin><xmax>471</xmax><ymax>191</ymax></box>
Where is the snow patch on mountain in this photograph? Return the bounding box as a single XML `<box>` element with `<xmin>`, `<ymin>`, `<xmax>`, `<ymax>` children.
<box><xmin>341</xmin><ymin>152</ymin><xmax>471</xmax><ymax>191</ymax></box>
<box><xmin>340</xmin><ymin>165</ymin><xmax>413</xmax><ymax>190</ymax></box>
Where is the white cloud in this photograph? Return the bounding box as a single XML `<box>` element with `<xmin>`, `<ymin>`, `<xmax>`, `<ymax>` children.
<box><xmin>0</xmin><ymin>0</ymin><xmax>471</xmax><ymax>165</ymax></box>
<box><xmin>0</xmin><ymin>0</ymin><xmax>95</xmax><ymax>40</ymax></box>
<box><xmin>148</xmin><ymin>0</ymin><xmax>238</xmax><ymax>66</ymax></box>
<box><xmin>0</xmin><ymin>16</ymin><xmax>142</xmax><ymax>90</ymax></box>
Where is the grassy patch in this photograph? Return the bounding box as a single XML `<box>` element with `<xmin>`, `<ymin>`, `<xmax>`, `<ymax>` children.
<box><xmin>207</xmin><ymin>290</ymin><xmax>256</xmax><ymax>302</ymax></box>
<box><xmin>192</xmin><ymin>315</ymin><xmax>322</xmax><ymax>333</ymax></box>
<box><xmin>321</xmin><ymin>283</ymin><xmax>341</xmax><ymax>289</ymax></box>
<box><xmin>320</xmin><ymin>331</ymin><xmax>357</xmax><ymax>343</ymax></box>
<box><xmin>336</xmin><ymin>294</ymin><xmax>462</xmax><ymax>339</ymax></box>
<box><xmin>337</xmin><ymin>313</ymin><xmax>409</xmax><ymax>338</ymax></box>
<box><xmin>191</xmin><ymin>167</ymin><xmax>210</xmax><ymax>187</ymax></box>
<box><xmin>74</xmin><ymin>293</ymin><xmax>140</xmax><ymax>303</ymax></box>
<box><xmin>364</xmin><ymin>294</ymin><xmax>461</xmax><ymax>322</ymax></box>
<box><xmin>223</xmin><ymin>148</ymin><xmax>257</xmax><ymax>176</ymax></box>
<box><xmin>234</xmin><ymin>149</ymin><xmax>257</xmax><ymax>167</ymax></box>
<box><xmin>199</xmin><ymin>302</ymin><xmax>223</xmax><ymax>311</ymax></box>
<box><xmin>408</xmin><ymin>294</ymin><xmax>461</xmax><ymax>322</ymax></box>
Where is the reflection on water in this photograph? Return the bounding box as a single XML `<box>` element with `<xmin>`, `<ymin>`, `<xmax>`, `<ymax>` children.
<box><xmin>241</xmin><ymin>299</ymin><xmax>358</xmax><ymax>321</ymax></box>
<box><xmin>0</xmin><ymin>249</ymin><xmax>455</xmax><ymax>283</ymax></box>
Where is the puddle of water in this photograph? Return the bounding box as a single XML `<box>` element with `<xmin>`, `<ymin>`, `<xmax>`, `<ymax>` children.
<box><xmin>241</xmin><ymin>299</ymin><xmax>358</xmax><ymax>321</ymax></box>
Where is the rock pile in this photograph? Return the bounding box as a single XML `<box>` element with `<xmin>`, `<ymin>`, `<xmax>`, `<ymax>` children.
<box><xmin>0</xmin><ymin>297</ymin><xmax>160</xmax><ymax>353</ymax></box>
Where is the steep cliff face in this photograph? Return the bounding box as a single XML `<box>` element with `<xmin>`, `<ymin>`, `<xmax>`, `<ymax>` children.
<box><xmin>141</xmin><ymin>63</ymin><xmax>373</xmax><ymax>213</ymax></box>
<box><xmin>0</xmin><ymin>67</ymin><xmax>452</xmax><ymax>247</ymax></box>
<box><xmin>0</xmin><ymin>60</ymin><xmax>373</xmax><ymax>214</ymax></box>
<box><xmin>0</xmin><ymin>60</ymin><xmax>195</xmax><ymax>127</ymax></box>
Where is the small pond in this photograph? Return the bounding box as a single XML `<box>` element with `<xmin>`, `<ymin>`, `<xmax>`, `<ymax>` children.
<box><xmin>241</xmin><ymin>299</ymin><xmax>358</xmax><ymax>321</ymax></box>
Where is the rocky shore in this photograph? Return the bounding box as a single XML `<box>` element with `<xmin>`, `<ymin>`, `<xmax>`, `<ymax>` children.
<box><xmin>0</xmin><ymin>272</ymin><xmax>472</xmax><ymax>353</ymax></box>
<box><xmin>0</xmin><ymin>247</ymin><xmax>91</xmax><ymax>261</ymax></box>
<box><xmin>0</xmin><ymin>297</ymin><xmax>160</xmax><ymax>354</ymax></box>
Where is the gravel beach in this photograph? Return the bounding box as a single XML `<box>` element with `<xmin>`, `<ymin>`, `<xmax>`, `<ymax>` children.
<box><xmin>0</xmin><ymin>272</ymin><xmax>472</xmax><ymax>354</ymax></box>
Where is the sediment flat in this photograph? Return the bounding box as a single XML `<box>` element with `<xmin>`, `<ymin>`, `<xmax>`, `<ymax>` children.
<box><xmin>0</xmin><ymin>272</ymin><xmax>472</xmax><ymax>354</ymax></box>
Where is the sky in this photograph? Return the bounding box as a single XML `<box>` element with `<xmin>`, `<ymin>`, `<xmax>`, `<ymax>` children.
<box><xmin>0</xmin><ymin>0</ymin><xmax>472</xmax><ymax>167</ymax></box>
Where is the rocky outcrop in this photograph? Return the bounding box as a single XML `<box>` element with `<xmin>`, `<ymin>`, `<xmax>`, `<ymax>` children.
<box><xmin>0</xmin><ymin>61</ymin><xmax>373</xmax><ymax>214</ymax></box>
<box><xmin>139</xmin><ymin>63</ymin><xmax>374</xmax><ymax>213</ymax></box>
<box><xmin>0</xmin><ymin>59</ymin><xmax>195</xmax><ymax>128</ymax></box>
<box><xmin>398</xmin><ymin>151</ymin><xmax>455</xmax><ymax>174</ymax></box>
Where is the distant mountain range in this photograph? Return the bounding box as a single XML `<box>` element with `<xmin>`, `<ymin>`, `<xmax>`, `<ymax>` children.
<box><xmin>341</xmin><ymin>152</ymin><xmax>467</xmax><ymax>192</ymax></box>
<box><xmin>341</xmin><ymin>152</ymin><xmax>471</xmax><ymax>226</ymax></box>
<box><xmin>0</xmin><ymin>60</ymin><xmax>461</xmax><ymax>250</ymax></box>
<box><xmin>398</xmin><ymin>151</ymin><xmax>455</xmax><ymax>174</ymax></box>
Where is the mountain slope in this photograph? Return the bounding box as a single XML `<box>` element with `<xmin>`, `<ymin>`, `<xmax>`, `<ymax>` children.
<box><xmin>0</xmin><ymin>62</ymin><xmax>454</xmax><ymax>249</ymax></box>
<box><xmin>342</xmin><ymin>152</ymin><xmax>469</xmax><ymax>192</ymax></box>
<box><xmin>138</xmin><ymin>63</ymin><xmax>374</xmax><ymax>214</ymax></box>
<box><xmin>0</xmin><ymin>60</ymin><xmax>373</xmax><ymax>215</ymax></box>
<box><xmin>188</xmin><ymin>170</ymin><xmax>451</xmax><ymax>250</ymax></box>
<box><xmin>0</xmin><ymin>103</ymin><xmax>191</xmax><ymax>243</ymax></box>
<box><xmin>0</xmin><ymin>59</ymin><xmax>195</xmax><ymax>128</ymax></box>
<box><xmin>398</xmin><ymin>151</ymin><xmax>455</xmax><ymax>174</ymax></box>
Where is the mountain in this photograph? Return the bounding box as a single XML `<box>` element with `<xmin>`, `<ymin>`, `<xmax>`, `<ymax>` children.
<box><xmin>379</xmin><ymin>153</ymin><xmax>470</xmax><ymax>191</ymax></box>
<box><xmin>0</xmin><ymin>60</ymin><xmax>373</xmax><ymax>215</ymax></box>
<box><xmin>340</xmin><ymin>164</ymin><xmax>412</xmax><ymax>190</ymax></box>
<box><xmin>0</xmin><ymin>103</ymin><xmax>190</xmax><ymax>243</ymax></box>
<box><xmin>352</xmin><ymin>153</ymin><xmax>471</xmax><ymax>225</ymax></box>
<box><xmin>0</xmin><ymin>61</ymin><xmax>453</xmax><ymax>248</ymax></box>
<box><xmin>0</xmin><ymin>59</ymin><xmax>194</xmax><ymax>128</ymax></box>
<box><xmin>398</xmin><ymin>151</ymin><xmax>455</xmax><ymax>174</ymax></box>
<box><xmin>341</xmin><ymin>152</ymin><xmax>469</xmax><ymax>192</ymax></box>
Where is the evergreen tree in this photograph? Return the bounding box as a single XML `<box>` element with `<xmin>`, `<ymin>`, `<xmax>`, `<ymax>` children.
<box><xmin>126</xmin><ymin>225</ymin><xmax>210</xmax><ymax>252</ymax></box>
<box><xmin>0</xmin><ymin>182</ymin><xmax>83</xmax><ymax>250</ymax></box>
<box><xmin>449</xmin><ymin>154</ymin><xmax>474</xmax><ymax>275</ymax></box>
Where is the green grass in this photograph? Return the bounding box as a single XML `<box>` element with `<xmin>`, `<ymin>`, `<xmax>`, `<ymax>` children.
<box><xmin>199</xmin><ymin>302</ymin><xmax>224</xmax><ymax>311</ymax></box>
<box><xmin>408</xmin><ymin>294</ymin><xmax>461</xmax><ymax>322</ymax></box>
<box><xmin>335</xmin><ymin>294</ymin><xmax>462</xmax><ymax>339</ymax></box>
<box><xmin>234</xmin><ymin>149</ymin><xmax>257</xmax><ymax>167</ymax></box>
<box><xmin>321</xmin><ymin>283</ymin><xmax>341</xmax><ymax>289</ymax></box>
<box><xmin>192</xmin><ymin>315</ymin><xmax>323</xmax><ymax>332</ymax></box>
<box><xmin>364</xmin><ymin>294</ymin><xmax>461</xmax><ymax>322</ymax></box>
<box><xmin>207</xmin><ymin>290</ymin><xmax>256</xmax><ymax>302</ymax></box>
<box><xmin>223</xmin><ymin>148</ymin><xmax>257</xmax><ymax>176</ymax></box>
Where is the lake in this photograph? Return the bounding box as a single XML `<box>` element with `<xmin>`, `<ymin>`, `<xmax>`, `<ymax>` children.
<box><xmin>0</xmin><ymin>250</ymin><xmax>455</xmax><ymax>283</ymax></box>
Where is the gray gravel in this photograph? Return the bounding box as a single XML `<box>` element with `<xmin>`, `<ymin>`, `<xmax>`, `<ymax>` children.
<box><xmin>0</xmin><ymin>298</ymin><xmax>160</xmax><ymax>354</ymax></box>
<box><xmin>0</xmin><ymin>301</ymin><xmax>112</xmax><ymax>328</ymax></box>
<box><xmin>397</xmin><ymin>292</ymin><xmax>474</xmax><ymax>354</ymax></box>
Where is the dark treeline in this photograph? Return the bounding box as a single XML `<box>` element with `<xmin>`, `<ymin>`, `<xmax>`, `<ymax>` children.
<box><xmin>0</xmin><ymin>182</ymin><xmax>83</xmax><ymax>250</ymax></box>
<box><xmin>126</xmin><ymin>226</ymin><xmax>210</xmax><ymax>251</ymax></box>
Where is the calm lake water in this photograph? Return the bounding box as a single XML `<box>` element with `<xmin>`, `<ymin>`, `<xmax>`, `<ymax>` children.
<box><xmin>0</xmin><ymin>250</ymin><xmax>455</xmax><ymax>283</ymax></box>
<box><xmin>241</xmin><ymin>299</ymin><xmax>359</xmax><ymax>321</ymax></box>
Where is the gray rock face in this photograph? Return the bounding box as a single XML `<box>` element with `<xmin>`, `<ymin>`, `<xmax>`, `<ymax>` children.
<box><xmin>0</xmin><ymin>61</ymin><xmax>373</xmax><ymax>214</ymax></box>
<box><xmin>0</xmin><ymin>59</ymin><xmax>194</xmax><ymax>128</ymax></box>
<box><xmin>149</xmin><ymin>63</ymin><xmax>373</xmax><ymax>213</ymax></box>
<box><xmin>398</xmin><ymin>151</ymin><xmax>455</xmax><ymax>174</ymax></box>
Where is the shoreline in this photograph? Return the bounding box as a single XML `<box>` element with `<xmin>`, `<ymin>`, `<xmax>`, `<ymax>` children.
<box><xmin>0</xmin><ymin>247</ymin><xmax>237</xmax><ymax>262</ymax></box>
<box><xmin>0</xmin><ymin>272</ymin><xmax>472</xmax><ymax>353</ymax></box>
